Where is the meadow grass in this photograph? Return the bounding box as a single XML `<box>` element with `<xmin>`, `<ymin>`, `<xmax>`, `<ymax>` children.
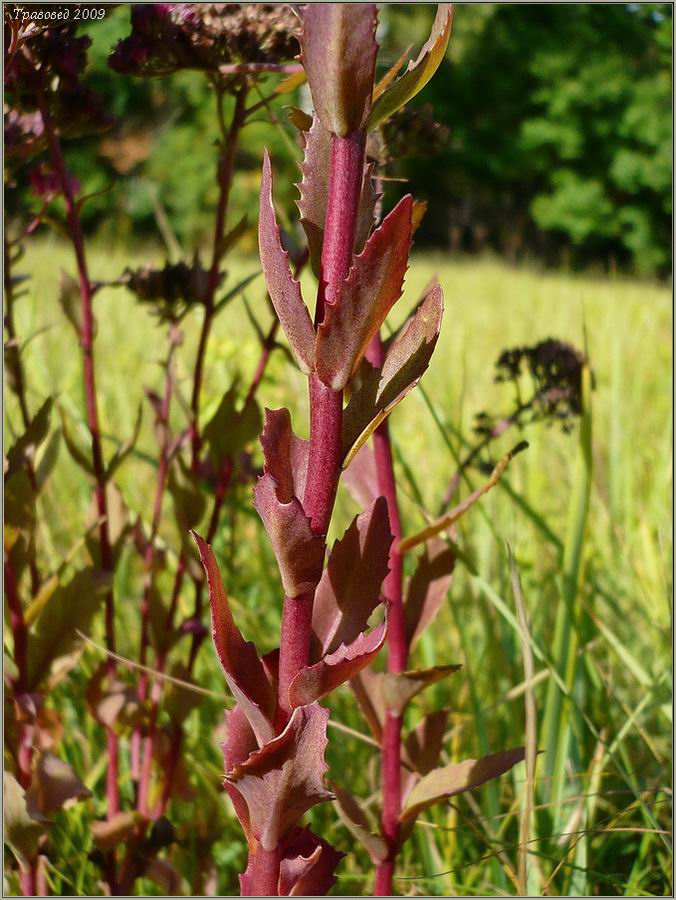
<box><xmin>6</xmin><ymin>238</ymin><xmax>672</xmax><ymax>896</ymax></box>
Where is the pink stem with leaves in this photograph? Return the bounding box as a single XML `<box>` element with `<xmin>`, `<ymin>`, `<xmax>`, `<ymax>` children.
<box><xmin>276</xmin><ymin>132</ymin><xmax>366</xmax><ymax>722</ymax></box>
<box><xmin>36</xmin><ymin>90</ymin><xmax>120</xmax><ymax>819</ymax></box>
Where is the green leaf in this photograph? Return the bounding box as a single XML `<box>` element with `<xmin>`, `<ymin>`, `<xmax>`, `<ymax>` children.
<box><xmin>59</xmin><ymin>408</ymin><xmax>94</xmax><ymax>477</ymax></box>
<box><xmin>203</xmin><ymin>387</ymin><xmax>261</xmax><ymax>469</ymax></box>
<box><xmin>401</xmin><ymin>747</ymin><xmax>526</xmax><ymax>821</ymax></box>
<box><xmin>3</xmin><ymin>772</ymin><xmax>47</xmax><ymax>865</ymax></box>
<box><xmin>26</xmin><ymin>567</ymin><xmax>111</xmax><ymax>691</ymax></box>
<box><xmin>104</xmin><ymin>404</ymin><xmax>143</xmax><ymax>481</ymax></box>
<box><xmin>58</xmin><ymin>270</ymin><xmax>84</xmax><ymax>337</ymax></box>
<box><xmin>6</xmin><ymin>398</ymin><xmax>52</xmax><ymax>478</ymax></box>
<box><xmin>168</xmin><ymin>456</ymin><xmax>207</xmax><ymax>533</ymax></box>
<box><xmin>367</xmin><ymin>4</ymin><xmax>453</xmax><ymax>130</ymax></box>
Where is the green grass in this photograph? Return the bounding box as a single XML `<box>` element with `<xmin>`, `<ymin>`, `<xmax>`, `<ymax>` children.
<box><xmin>5</xmin><ymin>238</ymin><xmax>672</xmax><ymax>896</ymax></box>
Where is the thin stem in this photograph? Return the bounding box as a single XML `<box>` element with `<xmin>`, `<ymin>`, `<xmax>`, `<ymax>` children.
<box><xmin>36</xmin><ymin>90</ymin><xmax>119</xmax><ymax>818</ymax></box>
<box><xmin>4</xmin><ymin>237</ymin><xmax>32</xmax><ymax>432</ymax></box>
<box><xmin>189</xmin><ymin>84</ymin><xmax>248</xmax><ymax>464</ymax></box>
<box><xmin>367</xmin><ymin>333</ymin><xmax>407</xmax><ymax>896</ymax></box>
<box><xmin>132</xmin><ymin>336</ymin><xmax>176</xmax><ymax>794</ymax></box>
<box><xmin>4</xmin><ymin>236</ymin><xmax>41</xmax><ymax>596</ymax></box>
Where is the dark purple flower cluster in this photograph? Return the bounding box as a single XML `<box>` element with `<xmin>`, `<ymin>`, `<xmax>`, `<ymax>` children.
<box><xmin>494</xmin><ymin>338</ymin><xmax>586</xmax><ymax>428</ymax></box>
<box><xmin>110</xmin><ymin>3</ymin><xmax>300</xmax><ymax>78</ymax></box>
<box><xmin>4</xmin><ymin>14</ymin><xmax>110</xmax><ymax>161</ymax></box>
<box><xmin>122</xmin><ymin>257</ymin><xmax>223</xmax><ymax>322</ymax></box>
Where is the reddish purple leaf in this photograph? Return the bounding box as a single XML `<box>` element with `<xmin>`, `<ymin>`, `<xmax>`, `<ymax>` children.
<box><xmin>296</xmin><ymin>115</ymin><xmax>377</xmax><ymax>276</ymax></box>
<box><xmin>404</xmin><ymin>537</ymin><xmax>455</xmax><ymax>650</ymax></box>
<box><xmin>310</xmin><ymin>497</ymin><xmax>392</xmax><ymax>659</ymax></box>
<box><xmin>260</xmin><ymin>407</ymin><xmax>309</xmax><ymax>504</ymax></box>
<box><xmin>401</xmin><ymin>747</ymin><xmax>526</xmax><ymax>821</ymax></box>
<box><xmin>316</xmin><ymin>195</ymin><xmax>413</xmax><ymax>390</ymax></box>
<box><xmin>382</xmin><ymin>664</ymin><xmax>461</xmax><ymax>716</ymax></box>
<box><xmin>279</xmin><ymin>827</ymin><xmax>344</xmax><ymax>897</ymax></box>
<box><xmin>342</xmin><ymin>442</ymin><xmax>380</xmax><ymax>509</ymax></box>
<box><xmin>253</xmin><ymin>474</ymin><xmax>324</xmax><ymax>598</ymax></box>
<box><xmin>350</xmin><ymin>666</ymin><xmax>385</xmax><ymax>741</ymax></box>
<box><xmin>259</xmin><ymin>152</ymin><xmax>315</xmax><ymax>374</ymax></box>
<box><xmin>404</xmin><ymin>709</ymin><xmax>449</xmax><ymax>777</ymax></box>
<box><xmin>332</xmin><ymin>783</ymin><xmax>388</xmax><ymax>864</ymax></box>
<box><xmin>193</xmin><ymin>533</ymin><xmax>275</xmax><ymax>745</ymax></box>
<box><xmin>289</xmin><ymin>619</ymin><xmax>387</xmax><ymax>708</ymax></box>
<box><xmin>343</xmin><ymin>282</ymin><xmax>444</xmax><ymax>462</ymax></box>
<box><xmin>301</xmin><ymin>4</ymin><xmax>378</xmax><ymax>137</ymax></box>
<box><xmin>222</xmin><ymin>706</ymin><xmax>258</xmax><ymax>843</ymax></box>
<box><xmin>226</xmin><ymin>703</ymin><xmax>333</xmax><ymax>850</ymax></box>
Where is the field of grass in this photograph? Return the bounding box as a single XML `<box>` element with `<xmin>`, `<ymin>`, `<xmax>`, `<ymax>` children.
<box><xmin>6</xmin><ymin>237</ymin><xmax>672</xmax><ymax>896</ymax></box>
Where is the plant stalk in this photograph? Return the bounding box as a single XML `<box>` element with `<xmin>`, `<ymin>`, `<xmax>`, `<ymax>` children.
<box><xmin>36</xmin><ymin>90</ymin><xmax>120</xmax><ymax>818</ymax></box>
<box><xmin>367</xmin><ymin>332</ymin><xmax>407</xmax><ymax>895</ymax></box>
<box><xmin>276</xmin><ymin>132</ymin><xmax>366</xmax><ymax>725</ymax></box>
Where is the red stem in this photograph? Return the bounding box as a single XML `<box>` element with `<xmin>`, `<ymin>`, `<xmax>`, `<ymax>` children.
<box><xmin>37</xmin><ymin>91</ymin><xmax>119</xmax><ymax>818</ymax></box>
<box><xmin>245</xmin><ymin>847</ymin><xmax>282</xmax><ymax>897</ymax></box>
<box><xmin>132</xmin><ymin>340</ymin><xmax>175</xmax><ymax>793</ymax></box>
<box><xmin>19</xmin><ymin>861</ymin><xmax>38</xmax><ymax>898</ymax></box>
<box><xmin>276</xmin><ymin>132</ymin><xmax>366</xmax><ymax>727</ymax></box>
<box><xmin>4</xmin><ymin>236</ymin><xmax>41</xmax><ymax>595</ymax></box>
<box><xmin>367</xmin><ymin>333</ymin><xmax>407</xmax><ymax>895</ymax></box>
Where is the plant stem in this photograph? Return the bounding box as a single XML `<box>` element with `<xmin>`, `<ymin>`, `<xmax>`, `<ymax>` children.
<box><xmin>367</xmin><ymin>331</ymin><xmax>408</xmax><ymax>896</ymax></box>
<box><xmin>277</xmin><ymin>131</ymin><xmax>365</xmax><ymax>716</ymax></box>
<box><xmin>246</xmin><ymin>847</ymin><xmax>282</xmax><ymax>897</ymax></box>
<box><xmin>4</xmin><ymin>236</ymin><xmax>41</xmax><ymax>596</ymax></box>
<box><xmin>4</xmin><ymin>237</ymin><xmax>32</xmax><ymax>433</ymax></box>
<box><xmin>132</xmin><ymin>336</ymin><xmax>176</xmax><ymax>795</ymax></box>
<box><xmin>189</xmin><ymin>84</ymin><xmax>248</xmax><ymax>464</ymax></box>
<box><xmin>36</xmin><ymin>90</ymin><xmax>120</xmax><ymax>818</ymax></box>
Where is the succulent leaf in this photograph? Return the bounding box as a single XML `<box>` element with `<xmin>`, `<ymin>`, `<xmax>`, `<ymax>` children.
<box><xmin>404</xmin><ymin>538</ymin><xmax>455</xmax><ymax>650</ymax></box>
<box><xmin>343</xmin><ymin>282</ymin><xmax>443</xmax><ymax>463</ymax></box>
<box><xmin>259</xmin><ymin>152</ymin><xmax>316</xmax><ymax>374</ymax></box>
<box><xmin>301</xmin><ymin>4</ymin><xmax>378</xmax><ymax>137</ymax></box>
<box><xmin>316</xmin><ymin>195</ymin><xmax>413</xmax><ymax>390</ymax></box>
<box><xmin>401</xmin><ymin>747</ymin><xmax>526</xmax><ymax>821</ymax></box>
<box><xmin>310</xmin><ymin>497</ymin><xmax>392</xmax><ymax>658</ymax></box>
<box><xmin>225</xmin><ymin>703</ymin><xmax>333</xmax><ymax>851</ymax></box>
<box><xmin>193</xmin><ymin>533</ymin><xmax>275</xmax><ymax>745</ymax></box>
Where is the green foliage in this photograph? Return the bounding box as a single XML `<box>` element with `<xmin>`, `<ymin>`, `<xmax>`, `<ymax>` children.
<box><xmin>387</xmin><ymin>3</ymin><xmax>672</xmax><ymax>274</ymax></box>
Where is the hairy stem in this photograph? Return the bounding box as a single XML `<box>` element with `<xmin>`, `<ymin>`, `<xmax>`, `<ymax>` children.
<box><xmin>37</xmin><ymin>90</ymin><xmax>119</xmax><ymax>818</ymax></box>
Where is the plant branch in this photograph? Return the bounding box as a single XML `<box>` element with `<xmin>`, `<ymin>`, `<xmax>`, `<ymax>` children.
<box><xmin>36</xmin><ymin>87</ymin><xmax>120</xmax><ymax>818</ymax></box>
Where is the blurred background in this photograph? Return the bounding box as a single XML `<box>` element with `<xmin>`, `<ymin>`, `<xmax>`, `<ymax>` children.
<box><xmin>6</xmin><ymin>3</ymin><xmax>673</xmax><ymax>276</ymax></box>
